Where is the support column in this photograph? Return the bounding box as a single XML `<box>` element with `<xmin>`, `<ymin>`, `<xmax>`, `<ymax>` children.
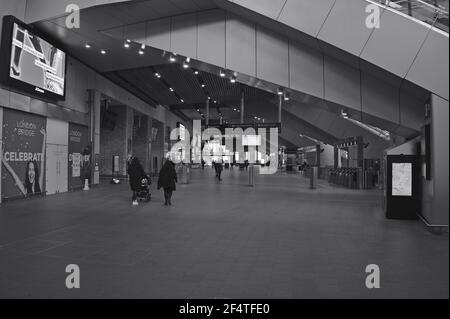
<box><xmin>206</xmin><ymin>98</ymin><xmax>210</xmax><ymax>126</ymax></box>
<box><xmin>422</xmin><ymin>94</ymin><xmax>449</xmax><ymax>226</ymax></box>
<box><xmin>278</xmin><ymin>95</ymin><xmax>282</xmax><ymax>123</ymax></box>
<box><xmin>334</xmin><ymin>146</ymin><xmax>339</xmax><ymax>169</ymax></box>
<box><xmin>316</xmin><ymin>144</ymin><xmax>321</xmax><ymax>168</ymax></box>
<box><xmin>356</xmin><ymin>136</ymin><xmax>364</xmax><ymax>168</ymax></box>
<box><xmin>240</xmin><ymin>88</ymin><xmax>245</xmax><ymax>124</ymax></box>
<box><xmin>89</xmin><ymin>90</ymin><xmax>101</xmax><ymax>185</ymax></box>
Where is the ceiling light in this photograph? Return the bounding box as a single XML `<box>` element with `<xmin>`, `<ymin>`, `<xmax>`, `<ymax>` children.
<box><xmin>194</xmin><ymin>70</ymin><xmax>199</xmax><ymax>75</ymax></box>
<box><xmin>100</xmin><ymin>50</ymin><xmax>106</xmax><ymax>54</ymax></box>
<box><xmin>183</xmin><ymin>61</ymin><xmax>189</xmax><ymax>69</ymax></box>
<box><xmin>277</xmin><ymin>87</ymin><xmax>284</xmax><ymax>96</ymax></box>
<box><xmin>201</xmin><ymin>84</ymin><xmax>206</xmax><ymax>88</ymax></box>
<box><xmin>230</xmin><ymin>76</ymin><xmax>236</xmax><ymax>83</ymax></box>
<box><xmin>138</xmin><ymin>49</ymin><xmax>144</xmax><ymax>55</ymax></box>
<box><xmin>214</xmin><ymin>100</ymin><xmax>217</xmax><ymax>104</ymax></box>
<box><xmin>233</xmin><ymin>108</ymin><xmax>237</xmax><ymax>111</ymax></box>
<box><xmin>219</xmin><ymin>70</ymin><xmax>226</xmax><ymax>77</ymax></box>
<box><xmin>284</xmin><ymin>92</ymin><xmax>290</xmax><ymax>101</ymax></box>
<box><xmin>169</xmin><ymin>55</ymin><xmax>176</xmax><ymax>62</ymax></box>
<box><xmin>124</xmin><ymin>42</ymin><xmax>130</xmax><ymax>48</ymax></box>
<box><xmin>169</xmin><ymin>88</ymin><xmax>174</xmax><ymax>92</ymax></box>
<box><xmin>85</xmin><ymin>43</ymin><xmax>92</xmax><ymax>49</ymax></box>
<box><xmin>180</xmin><ymin>99</ymin><xmax>184</xmax><ymax>103</ymax></box>
<box><xmin>155</xmin><ymin>73</ymin><xmax>161</xmax><ymax>78</ymax></box>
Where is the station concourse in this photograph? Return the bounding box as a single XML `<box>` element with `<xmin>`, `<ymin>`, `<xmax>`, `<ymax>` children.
<box><xmin>0</xmin><ymin>0</ymin><xmax>448</xmax><ymax>299</ymax></box>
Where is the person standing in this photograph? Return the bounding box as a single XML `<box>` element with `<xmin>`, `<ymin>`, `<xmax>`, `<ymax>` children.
<box><xmin>127</xmin><ymin>156</ymin><xmax>145</xmax><ymax>206</ymax></box>
<box><xmin>157</xmin><ymin>157</ymin><xmax>178</xmax><ymax>206</ymax></box>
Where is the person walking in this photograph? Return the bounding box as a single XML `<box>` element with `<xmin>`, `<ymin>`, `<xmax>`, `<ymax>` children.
<box><xmin>127</xmin><ymin>156</ymin><xmax>145</xmax><ymax>206</ymax></box>
<box><xmin>215</xmin><ymin>160</ymin><xmax>223</xmax><ymax>181</ymax></box>
<box><xmin>157</xmin><ymin>157</ymin><xmax>178</xmax><ymax>206</ymax></box>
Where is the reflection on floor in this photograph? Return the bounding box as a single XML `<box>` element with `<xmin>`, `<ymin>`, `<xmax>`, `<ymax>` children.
<box><xmin>0</xmin><ymin>168</ymin><xmax>448</xmax><ymax>298</ymax></box>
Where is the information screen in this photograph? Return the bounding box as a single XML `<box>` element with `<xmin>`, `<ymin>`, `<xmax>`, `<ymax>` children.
<box><xmin>243</xmin><ymin>135</ymin><xmax>261</xmax><ymax>146</ymax></box>
<box><xmin>392</xmin><ymin>162</ymin><xmax>412</xmax><ymax>196</ymax></box>
<box><xmin>8</xmin><ymin>21</ymin><xmax>66</xmax><ymax>97</ymax></box>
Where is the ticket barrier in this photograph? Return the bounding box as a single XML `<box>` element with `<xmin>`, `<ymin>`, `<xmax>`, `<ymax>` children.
<box><xmin>328</xmin><ymin>168</ymin><xmax>361</xmax><ymax>189</ymax></box>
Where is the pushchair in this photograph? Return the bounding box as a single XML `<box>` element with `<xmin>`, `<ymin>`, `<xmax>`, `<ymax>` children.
<box><xmin>136</xmin><ymin>174</ymin><xmax>152</xmax><ymax>202</ymax></box>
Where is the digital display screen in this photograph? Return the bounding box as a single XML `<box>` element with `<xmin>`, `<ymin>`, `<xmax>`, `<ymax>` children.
<box><xmin>8</xmin><ymin>21</ymin><xmax>66</xmax><ymax>97</ymax></box>
<box><xmin>392</xmin><ymin>163</ymin><xmax>412</xmax><ymax>196</ymax></box>
<box><xmin>243</xmin><ymin>135</ymin><xmax>261</xmax><ymax>146</ymax></box>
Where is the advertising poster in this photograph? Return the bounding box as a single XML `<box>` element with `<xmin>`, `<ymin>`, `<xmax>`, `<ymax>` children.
<box><xmin>68</xmin><ymin>123</ymin><xmax>89</xmax><ymax>190</ymax></box>
<box><xmin>392</xmin><ymin>162</ymin><xmax>412</xmax><ymax>196</ymax></box>
<box><xmin>1</xmin><ymin>109</ymin><xmax>46</xmax><ymax>199</ymax></box>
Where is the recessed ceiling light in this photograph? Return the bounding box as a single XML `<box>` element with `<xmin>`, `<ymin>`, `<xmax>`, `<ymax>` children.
<box><xmin>194</xmin><ymin>70</ymin><xmax>199</xmax><ymax>75</ymax></box>
<box><xmin>124</xmin><ymin>42</ymin><xmax>130</xmax><ymax>48</ymax></box>
<box><xmin>100</xmin><ymin>50</ymin><xmax>106</xmax><ymax>54</ymax></box>
<box><xmin>284</xmin><ymin>92</ymin><xmax>290</xmax><ymax>101</ymax></box>
<box><xmin>183</xmin><ymin>61</ymin><xmax>189</xmax><ymax>69</ymax></box>
<box><xmin>169</xmin><ymin>55</ymin><xmax>176</xmax><ymax>62</ymax></box>
<box><xmin>230</xmin><ymin>76</ymin><xmax>236</xmax><ymax>83</ymax></box>
<box><xmin>201</xmin><ymin>84</ymin><xmax>206</xmax><ymax>88</ymax></box>
<box><xmin>85</xmin><ymin>43</ymin><xmax>91</xmax><ymax>49</ymax></box>
<box><xmin>138</xmin><ymin>49</ymin><xmax>144</xmax><ymax>55</ymax></box>
<box><xmin>180</xmin><ymin>99</ymin><xmax>184</xmax><ymax>103</ymax></box>
<box><xmin>169</xmin><ymin>87</ymin><xmax>174</xmax><ymax>92</ymax></box>
<box><xmin>277</xmin><ymin>87</ymin><xmax>284</xmax><ymax>95</ymax></box>
<box><xmin>219</xmin><ymin>70</ymin><xmax>226</xmax><ymax>77</ymax></box>
<box><xmin>155</xmin><ymin>73</ymin><xmax>161</xmax><ymax>78</ymax></box>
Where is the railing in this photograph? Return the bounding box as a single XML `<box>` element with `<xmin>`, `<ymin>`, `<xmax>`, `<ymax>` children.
<box><xmin>371</xmin><ymin>0</ymin><xmax>449</xmax><ymax>32</ymax></box>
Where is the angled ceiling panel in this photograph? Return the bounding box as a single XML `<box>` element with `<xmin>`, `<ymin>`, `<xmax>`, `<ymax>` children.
<box><xmin>170</xmin><ymin>13</ymin><xmax>198</xmax><ymax>58</ymax></box>
<box><xmin>146</xmin><ymin>18</ymin><xmax>171</xmax><ymax>51</ymax></box>
<box><xmin>406</xmin><ymin>30</ymin><xmax>449</xmax><ymax>100</ymax></box>
<box><xmin>360</xmin><ymin>8</ymin><xmax>430</xmax><ymax>78</ymax></box>
<box><xmin>278</xmin><ymin>0</ymin><xmax>336</xmax><ymax>37</ymax></box>
<box><xmin>233</xmin><ymin>0</ymin><xmax>286</xmax><ymax>20</ymax></box>
<box><xmin>317</xmin><ymin>0</ymin><xmax>376</xmax><ymax>57</ymax></box>
<box><xmin>197</xmin><ymin>9</ymin><xmax>226</xmax><ymax>68</ymax></box>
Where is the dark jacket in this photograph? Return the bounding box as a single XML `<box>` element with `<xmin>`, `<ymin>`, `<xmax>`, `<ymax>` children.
<box><xmin>127</xmin><ymin>157</ymin><xmax>145</xmax><ymax>191</ymax></box>
<box><xmin>214</xmin><ymin>162</ymin><xmax>223</xmax><ymax>172</ymax></box>
<box><xmin>158</xmin><ymin>160</ymin><xmax>177</xmax><ymax>191</ymax></box>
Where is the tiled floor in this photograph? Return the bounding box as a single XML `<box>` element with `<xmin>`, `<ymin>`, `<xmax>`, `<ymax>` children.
<box><xmin>0</xmin><ymin>168</ymin><xmax>448</xmax><ymax>298</ymax></box>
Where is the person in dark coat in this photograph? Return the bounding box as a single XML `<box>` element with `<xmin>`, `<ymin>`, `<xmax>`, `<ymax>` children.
<box><xmin>127</xmin><ymin>156</ymin><xmax>145</xmax><ymax>206</ymax></box>
<box><xmin>214</xmin><ymin>160</ymin><xmax>223</xmax><ymax>181</ymax></box>
<box><xmin>157</xmin><ymin>158</ymin><xmax>178</xmax><ymax>206</ymax></box>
